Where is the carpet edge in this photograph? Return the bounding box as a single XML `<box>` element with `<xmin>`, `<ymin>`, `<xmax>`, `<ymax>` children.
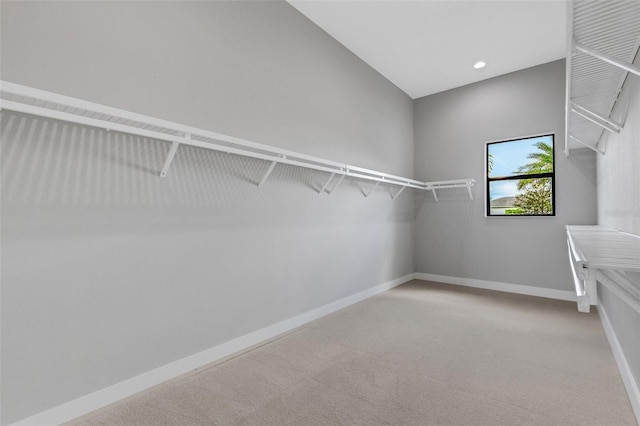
<box><xmin>598</xmin><ymin>304</ymin><xmax>640</xmax><ymax>425</ymax></box>
<box><xmin>415</xmin><ymin>272</ymin><xmax>577</xmax><ymax>302</ymax></box>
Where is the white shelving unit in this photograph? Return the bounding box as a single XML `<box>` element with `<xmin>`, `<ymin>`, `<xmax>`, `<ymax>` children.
<box><xmin>0</xmin><ymin>80</ymin><xmax>475</xmax><ymax>200</ymax></box>
<box><xmin>566</xmin><ymin>225</ymin><xmax>640</xmax><ymax>313</ymax></box>
<box><xmin>565</xmin><ymin>0</ymin><xmax>640</xmax><ymax>156</ymax></box>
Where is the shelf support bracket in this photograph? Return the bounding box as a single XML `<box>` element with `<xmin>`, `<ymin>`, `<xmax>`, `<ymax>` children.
<box><xmin>326</xmin><ymin>174</ymin><xmax>345</xmax><ymax>194</ymax></box>
<box><xmin>574</xmin><ymin>42</ymin><xmax>640</xmax><ymax>77</ymax></box>
<box><xmin>431</xmin><ymin>188</ymin><xmax>439</xmax><ymax>202</ymax></box>
<box><xmin>570</xmin><ymin>101</ymin><xmax>622</xmax><ymax>131</ymax></box>
<box><xmin>258</xmin><ymin>160</ymin><xmax>278</xmax><ymax>187</ymax></box>
<box><xmin>570</xmin><ymin>105</ymin><xmax>621</xmax><ymax>134</ymax></box>
<box><xmin>466</xmin><ymin>182</ymin><xmax>474</xmax><ymax>200</ymax></box>
<box><xmin>569</xmin><ymin>134</ymin><xmax>605</xmax><ymax>155</ymax></box>
<box><xmin>319</xmin><ymin>173</ymin><xmax>335</xmax><ymax>194</ymax></box>
<box><xmin>567</xmin><ymin>242</ymin><xmax>591</xmax><ymax>313</ymax></box>
<box><xmin>160</xmin><ymin>139</ymin><xmax>182</xmax><ymax>177</ymax></box>
<box><xmin>364</xmin><ymin>181</ymin><xmax>380</xmax><ymax>198</ymax></box>
<box><xmin>584</xmin><ymin>268</ymin><xmax>598</xmax><ymax>307</ymax></box>
<box><xmin>391</xmin><ymin>185</ymin><xmax>407</xmax><ymax>200</ymax></box>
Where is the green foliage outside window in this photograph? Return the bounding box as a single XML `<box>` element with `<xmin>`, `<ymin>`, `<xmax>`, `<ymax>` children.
<box><xmin>487</xmin><ymin>135</ymin><xmax>555</xmax><ymax>217</ymax></box>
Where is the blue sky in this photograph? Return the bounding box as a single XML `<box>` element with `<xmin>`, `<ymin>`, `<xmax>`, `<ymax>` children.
<box><xmin>488</xmin><ymin>135</ymin><xmax>552</xmax><ymax>200</ymax></box>
<box><xmin>490</xmin><ymin>181</ymin><xmax>520</xmax><ymax>201</ymax></box>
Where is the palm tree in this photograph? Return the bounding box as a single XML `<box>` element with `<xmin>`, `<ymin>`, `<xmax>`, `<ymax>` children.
<box><xmin>515</xmin><ymin>141</ymin><xmax>553</xmax><ymax>190</ymax></box>
<box><xmin>510</xmin><ymin>141</ymin><xmax>553</xmax><ymax>214</ymax></box>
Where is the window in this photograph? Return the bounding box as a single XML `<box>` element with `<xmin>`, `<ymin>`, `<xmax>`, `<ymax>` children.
<box><xmin>486</xmin><ymin>134</ymin><xmax>555</xmax><ymax>217</ymax></box>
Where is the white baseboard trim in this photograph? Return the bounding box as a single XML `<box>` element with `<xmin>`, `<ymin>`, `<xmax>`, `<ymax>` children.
<box><xmin>10</xmin><ymin>273</ymin><xmax>415</xmax><ymax>426</ymax></box>
<box><xmin>415</xmin><ymin>272</ymin><xmax>576</xmax><ymax>302</ymax></box>
<box><xmin>598</xmin><ymin>304</ymin><xmax>640</xmax><ymax>424</ymax></box>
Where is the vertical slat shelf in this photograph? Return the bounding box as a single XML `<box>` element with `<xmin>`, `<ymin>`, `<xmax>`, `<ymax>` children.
<box><xmin>565</xmin><ymin>0</ymin><xmax>640</xmax><ymax>156</ymax></box>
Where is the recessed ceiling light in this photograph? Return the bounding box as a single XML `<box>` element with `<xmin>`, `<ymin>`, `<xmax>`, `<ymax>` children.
<box><xmin>474</xmin><ymin>61</ymin><xmax>486</xmax><ymax>69</ymax></box>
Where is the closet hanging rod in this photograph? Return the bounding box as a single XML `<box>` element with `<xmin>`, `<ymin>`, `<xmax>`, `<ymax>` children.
<box><xmin>0</xmin><ymin>80</ymin><xmax>475</xmax><ymax>198</ymax></box>
<box><xmin>0</xmin><ymin>98</ymin><xmax>348</xmax><ymax>177</ymax></box>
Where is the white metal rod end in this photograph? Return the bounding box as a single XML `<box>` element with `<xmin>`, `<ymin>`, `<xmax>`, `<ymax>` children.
<box><xmin>257</xmin><ymin>161</ymin><xmax>278</xmax><ymax>187</ymax></box>
<box><xmin>327</xmin><ymin>174</ymin><xmax>346</xmax><ymax>195</ymax></box>
<box><xmin>318</xmin><ymin>173</ymin><xmax>336</xmax><ymax>194</ymax></box>
<box><xmin>159</xmin><ymin>141</ymin><xmax>181</xmax><ymax>178</ymax></box>
<box><xmin>365</xmin><ymin>181</ymin><xmax>380</xmax><ymax>198</ymax></box>
<box><xmin>391</xmin><ymin>185</ymin><xmax>407</xmax><ymax>200</ymax></box>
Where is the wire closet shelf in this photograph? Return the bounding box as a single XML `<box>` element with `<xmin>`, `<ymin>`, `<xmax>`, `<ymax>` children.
<box><xmin>565</xmin><ymin>0</ymin><xmax>640</xmax><ymax>156</ymax></box>
<box><xmin>0</xmin><ymin>80</ymin><xmax>474</xmax><ymax>200</ymax></box>
<box><xmin>566</xmin><ymin>225</ymin><xmax>640</xmax><ymax>314</ymax></box>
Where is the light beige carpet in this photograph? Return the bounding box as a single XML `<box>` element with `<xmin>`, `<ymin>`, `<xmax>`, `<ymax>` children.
<box><xmin>68</xmin><ymin>280</ymin><xmax>637</xmax><ymax>425</ymax></box>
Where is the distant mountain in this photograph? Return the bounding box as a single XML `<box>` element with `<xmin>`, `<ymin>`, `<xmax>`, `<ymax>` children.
<box><xmin>490</xmin><ymin>196</ymin><xmax>516</xmax><ymax>207</ymax></box>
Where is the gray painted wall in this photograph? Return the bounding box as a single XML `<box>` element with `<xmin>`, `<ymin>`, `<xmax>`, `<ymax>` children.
<box><xmin>597</xmin><ymin>59</ymin><xmax>640</xmax><ymax>403</ymax></box>
<box><xmin>0</xmin><ymin>2</ymin><xmax>415</xmax><ymax>424</ymax></box>
<box><xmin>0</xmin><ymin>1</ymin><xmax>413</xmax><ymax>176</ymax></box>
<box><xmin>413</xmin><ymin>60</ymin><xmax>598</xmax><ymax>291</ymax></box>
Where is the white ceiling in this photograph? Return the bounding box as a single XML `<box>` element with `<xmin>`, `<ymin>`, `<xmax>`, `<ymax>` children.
<box><xmin>288</xmin><ymin>0</ymin><xmax>567</xmax><ymax>99</ymax></box>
